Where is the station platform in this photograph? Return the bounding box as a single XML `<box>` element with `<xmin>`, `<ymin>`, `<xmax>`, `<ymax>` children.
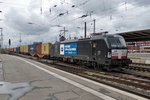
<box><xmin>0</xmin><ymin>54</ymin><xmax>148</xmax><ymax>100</ymax></box>
<box><xmin>128</xmin><ymin>53</ymin><xmax>150</xmax><ymax>64</ymax></box>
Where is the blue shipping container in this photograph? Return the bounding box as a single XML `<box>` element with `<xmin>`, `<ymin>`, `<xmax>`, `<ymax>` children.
<box><xmin>16</xmin><ymin>47</ymin><xmax>20</xmax><ymax>53</ymax></box>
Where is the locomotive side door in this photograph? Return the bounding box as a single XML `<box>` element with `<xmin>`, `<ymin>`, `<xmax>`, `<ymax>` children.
<box><xmin>92</xmin><ymin>40</ymin><xmax>107</xmax><ymax>64</ymax></box>
<box><xmin>92</xmin><ymin>41</ymin><xmax>97</xmax><ymax>60</ymax></box>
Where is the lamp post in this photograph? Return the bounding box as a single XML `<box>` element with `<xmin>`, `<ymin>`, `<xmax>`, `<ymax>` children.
<box><xmin>0</xmin><ymin>28</ymin><xmax>3</xmax><ymax>48</ymax></box>
<box><xmin>93</xmin><ymin>19</ymin><xmax>96</xmax><ymax>33</ymax></box>
<box><xmin>0</xmin><ymin>28</ymin><xmax>3</xmax><ymax>54</ymax></box>
<box><xmin>0</xmin><ymin>2</ymin><xmax>3</xmax><ymax>54</ymax></box>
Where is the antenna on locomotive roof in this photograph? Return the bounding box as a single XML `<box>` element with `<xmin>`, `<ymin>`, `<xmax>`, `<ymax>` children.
<box><xmin>84</xmin><ymin>22</ymin><xmax>87</xmax><ymax>38</ymax></box>
<box><xmin>103</xmin><ymin>31</ymin><xmax>108</xmax><ymax>35</ymax></box>
<box><xmin>59</xmin><ymin>34</ymin><xmax>66</xmax><ymax>41</ymax></box>
<box><xmin>93</xmin><ymin>19</ymin><xmax>96</xmax><ymax>33</ymax></box>
<box><xmin>90</xmin><ymin>31</ymin><xmax>108</xmax><ymax>37</ymax></box>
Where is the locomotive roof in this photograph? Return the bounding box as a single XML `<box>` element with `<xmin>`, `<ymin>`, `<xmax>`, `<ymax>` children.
<box><xmin>60</xmin><ymin>39</ymin><xmax>84</xmax><ymax>43</ymax></box>
<box><xmin>60</xmin><ymin>34</ymin><xmax>120</xmax><ymax>43</ymax></box>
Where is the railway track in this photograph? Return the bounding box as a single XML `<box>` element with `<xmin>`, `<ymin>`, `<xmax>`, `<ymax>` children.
<box><xmin>12</xmin><ymin>53</ymin><xmax>150</xmax><ymax>98</ymax></box>
<box><xmin>122</xmin><ymin>63</ymin><xmax>150</xmax><ymax>79</ymax></box>
<box><xmin>125</xmin><ymin>63</ymin><xmax>150</xmax><ymax>72</ymax></box>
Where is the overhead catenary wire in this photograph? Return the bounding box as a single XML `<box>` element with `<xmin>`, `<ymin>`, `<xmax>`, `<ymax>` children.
<box><xmin>49</xmin><ymin>0</ymin><xmax>150</xmax><ymax>25</ymax></box>
<box><xmin>0</xmin><ymin>0</ymin><xmax>149</xmax><ymax>13</ymax></box>
<box><xmin>1</xmin><ymin>0</ymin><xmax>149</xmax><ymax>19</ymax></box>
<box><xmin>1</xmin><ymin>0</ymin><xmax>150</xmax><ymax>35</ymax></box>
<box><xmin>49</xmin><ymin>0</ymin><xmax>92</xmax><ymax>22</ymax></box>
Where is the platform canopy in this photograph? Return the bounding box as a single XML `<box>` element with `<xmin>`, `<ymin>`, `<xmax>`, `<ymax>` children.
<box><xmin>117</xmin><ymin>29</ymin><xmax>150</xmax><ymax>42</ymax></box>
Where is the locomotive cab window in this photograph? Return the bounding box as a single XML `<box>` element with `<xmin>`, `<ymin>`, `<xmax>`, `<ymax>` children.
<box><xmin>107</xmin><ymin>35</ymin><xmax>126</xmax><ymax>48</ymax></box>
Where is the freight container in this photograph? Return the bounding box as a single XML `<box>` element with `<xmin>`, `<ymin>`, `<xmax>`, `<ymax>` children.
<box><xmin>41</xmin><ymin>43</ymin><xmax>51</xmax><ymax>56</ymax></box>
<box><xmin>36</xmin><ymin>43</ymin><xmax>42</xmax><ymax>58</ymax></box>
<box><xmin>29</xmin><ymin>42</ymin><xmax>42</xmax><ymax>56</ymax></box>
<box><xmin>8</xmin><ymin>48</ymin><xmax>14</xmax><ymax>54</ymax></box>
<box><xmin>16</xmin><ymin>47</ymin><xmax>20</xmax><ymax>53</ymax></box>
<box><xmin>14</xmin><ymin>48</ymin><xmax>16</xmax><ymax>52</ymax></box>
<box><xmin>20</xmin><ymin>45</ymin><xmax>28</xmax><ymax>54</ymax></box>
<box><xmin>20</xmin><ymin>46</ymin><xmax>24</xmax><ymax>54</ymax></box>
<box><xmin>36</xmin><ymin>43</ymin><xmax>52</xmax><ymax>58</ymax></box>
<box><xmin>24</xmin><ymin>45</ymin><xmax>28</xmax><ymax>54</ymax></box>
<box><xmin>51</xmin><ymin>42</ymin><xmax>60</xmax><ymax>59</ymax></box>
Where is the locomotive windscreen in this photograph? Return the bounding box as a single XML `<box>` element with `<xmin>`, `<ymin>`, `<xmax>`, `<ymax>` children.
<box><xmin>107</xmin><ymin>35</ymin><xmax>126</xmax><ymax>48</ymax></box>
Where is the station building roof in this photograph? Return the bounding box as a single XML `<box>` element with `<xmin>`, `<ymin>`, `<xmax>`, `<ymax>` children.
<box><xmin>117</xmin><ymin>29</ymin><xmax>150</xmax><ymax>42</ymax></box>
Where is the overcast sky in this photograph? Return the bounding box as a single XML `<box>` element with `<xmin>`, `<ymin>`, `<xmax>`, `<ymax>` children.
<box><xmin>0</xmin><ymin>0</ymin><xmax>150</xmax><ymax>47</ymax></box>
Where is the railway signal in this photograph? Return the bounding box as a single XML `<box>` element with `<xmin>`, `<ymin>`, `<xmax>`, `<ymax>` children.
<box><xmin>9</xmin><ymin>39</ymin><xmax>11</xmax><ymax>47</ymax></box>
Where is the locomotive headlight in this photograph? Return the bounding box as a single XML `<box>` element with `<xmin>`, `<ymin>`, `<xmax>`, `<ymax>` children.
<box><xmin>111</xmin><ymin>49</ymin><xmax>116</xmax><ymax>53</ymax></box>
<box><xmin>107</xmin><ymin>52</ymin><xmax>111</xmax><ymax>58</ymax></box>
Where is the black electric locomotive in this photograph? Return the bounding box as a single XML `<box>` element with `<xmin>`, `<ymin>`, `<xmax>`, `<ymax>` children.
<box><xmin>51</xmin><ymin>33</ymin><xmax>132</xmax><ymax>71</ymax></box>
